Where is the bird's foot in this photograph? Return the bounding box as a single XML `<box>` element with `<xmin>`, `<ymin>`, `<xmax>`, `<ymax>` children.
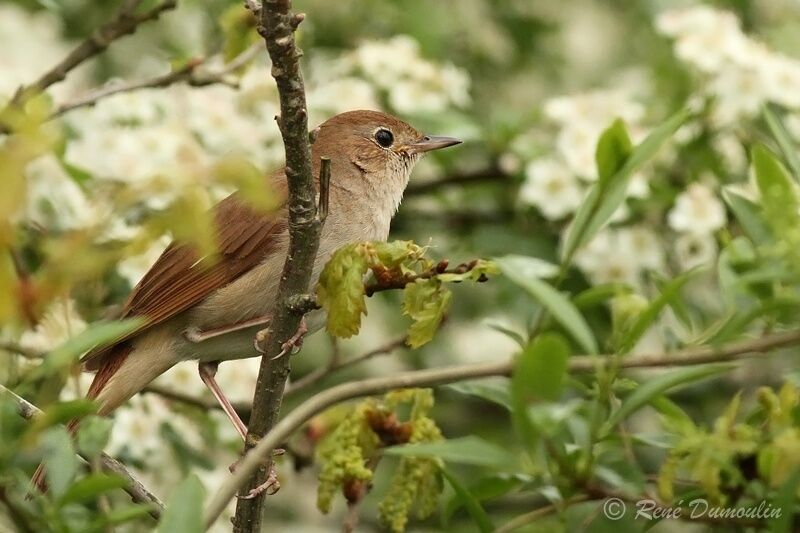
<box><xmin>273</xmin><ymin>317</ymin><xmax>308</xmax><ymax>360</ymax></box>
<box><xmin>237</xmin><ymin>467</ymin><xmax>280</xmax><ymax>499</ymax></box>
<box><xmin>253</xmin><ymin>317</ymin><xmax>308</xmax><ymax>359</ymax></box>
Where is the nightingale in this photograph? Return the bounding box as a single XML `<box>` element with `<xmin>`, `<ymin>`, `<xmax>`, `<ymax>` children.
<box><xmin>72</xmin><ymin>110</ymin><xmax>460</xmax><ymax>437</ymax></box>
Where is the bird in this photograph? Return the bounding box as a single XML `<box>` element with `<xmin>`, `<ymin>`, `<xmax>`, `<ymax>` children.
<box><xmin>31</xmin><ymin>109</ymin><xmax>460</xmax><ymax>492</ymax></box>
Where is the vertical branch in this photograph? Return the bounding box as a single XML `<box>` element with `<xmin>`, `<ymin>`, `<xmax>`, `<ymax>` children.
<box><xmin>231</xmin><ymin>1</ymin><xmax>322</xmax><ymax>531</ymax></box>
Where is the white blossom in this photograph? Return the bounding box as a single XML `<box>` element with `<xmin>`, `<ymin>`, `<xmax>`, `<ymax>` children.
<box><xmin>19</xmin><ymin>299</ymin><xmax>87</xmax><ymax>353</ymax></box>
<box><xmin>675</xmin><ymin>233</ymin><xmax>718</xmax><ymax>271</ymax></box>
<box><xmin>519</xmin><ymin>158</ymin><xmax>583</xmax><ymax>220</ymax></box>
<box><xmin>667</xmin><ymin>182</ymin><xmax>727</xmax><ymax>235</ymax></box>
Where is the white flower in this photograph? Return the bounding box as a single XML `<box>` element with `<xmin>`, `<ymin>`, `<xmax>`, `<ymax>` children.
<box><xmin>575</xmin><ymin>230</ymin><xmax>640</xmax><ymax>286</ymax></box>
<box><xmin>711</xmin><ymin>133</ymin><xmax>747</xmax><ymax>174</ymax></box>
<box><xmin>155</xmin><ymin>361</ymin><xmax>208</xmax><ymax>398</ymax></box>
<box><xmin>308</xmin><ymin>77</ymin><xmax>379</xmax><ymax>116</ymax></box>
<box><xmin>389</xmin><ymin>80</ymin><xmax>449</xmax><ymax>114</ymax></box>
<box><xmin>618</xmin><ymin>226</ymin><xmax>665</xmax><ymax>271</ymax></box>
<box><xmin>674</xmin><ymin>233</ymin><xmax>718</xmax><ymax>271</ymax></box>
<box><xmin>19</xmin><ymin>298</ymin><xmax>87</xmax><ymax>353</ymax></box>
<box><xmin>556</xmin><ymin>125</ymin><xmax>600</xmax><ymax>180</ymax></box>
<box><xmin>107</xmin><ymin>395</ymin><xmax>170</xmax><ymax>459</ymax></box>
<box><xmin>668</xmin><ymin>183</ymin><xmax>727</xmax><ymax>235</ymax></box>
<box><xmin>519</xmin><ymin>158</ymin><xmax>584</xmax><ymax>220</ymax></box>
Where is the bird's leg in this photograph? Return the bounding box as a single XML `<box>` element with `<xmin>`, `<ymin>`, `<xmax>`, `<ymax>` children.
<box><xmin>184</xmin><ymin>314</ymin><xmax>272</xmax><ymax>343</ymax></box>
<box><xmin>253</xmin><ymin>316</ymin><xmax>308</xmax><ymax>359</ymax></box>
<box><xmin>200</xmin><ymin>362</ymin><xmax>285</xmax><ymax>491</ymax></box>
<box><xmin>198</xmin><ymin>362</ymin><xmax>247</xmax><ymax>440</ymax></box>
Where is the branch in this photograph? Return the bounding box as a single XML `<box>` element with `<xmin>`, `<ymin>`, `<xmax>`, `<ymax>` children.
<box><xmin>5</xmin><ymin>0</ymin><xmax>176</xmax><ymax>111</ymax></box>
<box><xmin>0</xmin><ymin>385</ymin><xmax>164</xmax><ymax>519</ymax></box>
<box><xmin>204</xmin><ymin>329</ymin><xmax>800</xmax><ymax>526</ymax></box>
<box><xmin>50</xmin><ymin>43</ymin><xmax>262</xmax><ymax>119</ymax></box>
<box><xmin>231</xmin><ymin>1</ymin><xmax>320</xmax><ymax>531</ymax></box>
<box><xmin>285</xmin><ymin>335</ymin><xmax>408</xmax><ymax>397</ymax></box>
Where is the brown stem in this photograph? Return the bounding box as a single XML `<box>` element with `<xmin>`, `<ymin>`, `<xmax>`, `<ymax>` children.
<box><xmin>0</xmin><ymin>385</ymin><xmax>163</xmax><ymax>519</ymax></box>
<box><xmin>204</xmin><ymin>328</ymin><xmax>800</xmax><ymax>526</ymax></box>
<box><xmin>231</xmin><ymin>1</ymin><xmax>321</xmax><ymax>531</ymax></box>
<box><xmin>1</xmin><ymin>0</ymin><xmax>177</xmax><ymax>133</ymax></box>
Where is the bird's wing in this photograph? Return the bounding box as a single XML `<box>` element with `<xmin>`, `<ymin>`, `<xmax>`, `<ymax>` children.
<box><xmin>81</xmin><ymin>180</ymin><xmax>288</xmax><ymax>370</ymax></box>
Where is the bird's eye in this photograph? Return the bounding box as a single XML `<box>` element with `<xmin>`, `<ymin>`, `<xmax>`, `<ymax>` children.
<box><xmin>375</xmin><ymin>128</ymin><xmax>394</xmax><ymax>148</ymax></box>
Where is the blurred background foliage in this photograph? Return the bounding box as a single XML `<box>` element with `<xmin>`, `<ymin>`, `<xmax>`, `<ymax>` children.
<box><xmin>2</xmin><ymin>0</ymin><xmax>800</xmax><ymax>531</ymax></box>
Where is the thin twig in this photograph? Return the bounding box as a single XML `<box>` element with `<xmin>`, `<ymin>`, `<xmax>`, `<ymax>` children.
<box><xmin>0</xmin><ymin>385</ymin><xmax>164</xmax><ymax>519</ymax></box>
<box><xmin>286</xmin><ymin>335</ymin><xmax>407</xmax><ymax>397</ymax></box>
<box><xmin>231</xmin><ymin>1</ymin><xmax>320</xmax><ymax>531</ymax></box>
<box><xmin>5</xmin><ymin>0</ymin><xmax>176</xmax><ymax>111</ymax></box>
<box><xmin>50</xmin><ymin>42</ymin><xmax>262</xmax><ymax>119</ymax></box>
<box><xmin>204</xmin><ymin>328</ymin><xmax>800</xmax><ymax>526</ymax></box>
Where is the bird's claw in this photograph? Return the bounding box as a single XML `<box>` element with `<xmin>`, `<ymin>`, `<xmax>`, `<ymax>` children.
<box><xmin>237</xmin><ymin>467</ymin><xmax>280</xmax><ymax>499</ymax></box>
<box><xmin>271</xmin><ymin>318</ymin><xmax>308</xmax><ymax>360</ymax></box>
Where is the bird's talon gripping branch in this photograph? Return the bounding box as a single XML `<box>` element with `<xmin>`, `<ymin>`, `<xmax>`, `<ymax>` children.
<box><xmin>238</xmin><ymin>468</ymin><xmax>280</xmax><ymax>499</ymax></box>
<box><xmin>271</xmin><ymin>317</ymin><xmax>308</xmax><ymax>360</ymax></box>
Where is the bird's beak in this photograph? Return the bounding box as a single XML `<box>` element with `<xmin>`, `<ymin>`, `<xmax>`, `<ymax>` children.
<box><xmin>406</xmin><ymin>135</ymin><xmax>462</xmax><ymax>154</ymax></box>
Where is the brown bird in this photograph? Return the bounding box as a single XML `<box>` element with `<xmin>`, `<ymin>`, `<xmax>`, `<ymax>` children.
<box><xmin>31</xmin><ymin>110</ymin><xmax>460</xmax><ymax>491</ymax></box>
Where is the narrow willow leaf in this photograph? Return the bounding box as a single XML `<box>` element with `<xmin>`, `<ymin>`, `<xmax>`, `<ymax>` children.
<box><xmin>722</xmin><ymin>187</ymin><xmax>772</xmax><ymax>245</ymax></box>
<box><xmin>769</xmin><ymin>468</ymin><xmax>800</xmax><ymax>533</ymax></box>
<box><xmin>561</xmin><ymin>108</ymin><xmax>690</xmax><ymax>263</ymax></box>
<box><xmin>498</xmin><ymin>257</ymin><xmax>597</xmax><ymax>354</ymax></box>
<box><xmin>763</xmin><ymin>105</ymin><xmax>800</xmax><ymax>181</ymax></box>
<box><xmin>43</xmin><ymin>427</ymin><xmax>79</xmax><ymax>498</ymax></box>
<box><xmin>514</xmin><ymin>333</ymin><xmax>570</xmax><ymax>402</ymax></box>
<box><xmin>615</xmin><ymin>268</ymin><xmax>702</xmax><ymax>355</ymax></box>
<box><xmin>440</xmin><ymin>468</ymin><xmax>494</xmax><ymax>533</ymax></box>
<box><xmin>604</xmin><ymin>364</ymin><xmax>735</xmax><ymax>430</ymax></box>
<box><xmin>444</xmin><ymin>474</ymin><xmax>525</xmax><ymax>523</ymax></box>
<box><xmin>753</xmin><ymin>144</ymin><xmax>800</xmax><ymax>222</ymax></box>
<box><xmin>446</xmin><ymin>380</ymin><xmax>512</xmax><ymax>410</ymax></box>
<box><xmin>383</xmin><ymin>436</ymin><xmax>518</xmax><ymax>469</ymax></box>
<box><xmin>59</xmin><ymin>474</ymin><xmax>127</xmax><ymax>506</ymax></box>
<box><xmin>157</xmin><ymin>475</ymin><xmax>205</xmax><ymax>533</ymax></box>
<box><xmin>595</xmin><ymin>118</ymin><xmax>633</xmax><ymax>184</ymax></box>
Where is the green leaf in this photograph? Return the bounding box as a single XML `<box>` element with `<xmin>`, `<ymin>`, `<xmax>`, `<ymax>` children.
<box><xmin>446</xmin><ymin>380</ymin><xmax>512</xmax><ymax>410</ymax></box>
<box><xmin>29</xmin><ymin>399</ymin><xmax>97</xmax><ymax>433</ymax></box>
<box><xmin>493</xmin><ymin>255</ymin><xmax>559</xmax><ymax>280</ymax></box>
<box><xmin>29</xmin><ymin>318</ymin><xmax>145</xmax><ymax>379</ymax></box>
<box><xmin>763</xmin><ymin>105</ymin><xmax>800</xmax><ymax>181</ymax></box>
<box><xmin>513</xmin><ymin>333</ymin><xmax>570</xmax><ymax>403</ymax></box>
<box><xmin>439</xmin><ymin>468</ymin><xmax>494</xmax><ymax>533</ymax></box>
<box><xmin>595</xmin><ymin>118</ymin><xmax>633</xmax><ymax>184</ymax></box>
<box><xmin>157</xmin><ymin>474</ymin><xmax>205</xmax><ymax>533</ymax></box>
<box><xmin>722</xmin><ymin>187</ymin><xmax>772</xmax><ymax>245</ymax></box>
<box><xmin>76</xmin><ymin>416</ymin><xmax>113</xmax><ymax>457</ymax></box>
<box><xmin>498</xmin><ymin>257</ymin><xmax>597</xmax><ymax>354</ymax></box>
<box><xmin>615</xmin><ymin>268</ymin><xmax>702</xmax><ymax>355</ymax></box>
<box><xmin>561</xmin><ymin>108</ymin><xmax>690</xmax><ymax>263</ymax></box>
<box><xmin>42</xmin><ymin>427</ymin><xmax>79</xmax><ymax>498</ymax></box>
<box><xmin>383</xmin><ymin>436</ymin><xmax>517</xmax><ymax>469</ymax></box>
<box><xmin>753</xmin><ymin>144</ymin><xmax>800</xmax><ymax>227</ymax></box>
<box><xmin>402</xmin><ymin>279</ymin><xmax>452</xmax><ymax>348</ymax></box>
<box><xmin>317</xmin><ymin>244</ymin><xmax>370</xmax><ymax>338</ymax></box>
<box><xmin>769</xmin><ymin>467</ymin><xmax>800</xmax><ymax>533</ymax></box>
<box><xmin>59</xmin><ymin>473</ymin><xmax>127</xmax><ymax>506</ymax></box>
<box><xmin>604</xmin><ymin>364</ymin><xmax>735</xmax><ymax>431</ymax></box>
<box><xmin>444</xmin><ymin>474</ymin><xmax>526</xmax><ymax>521</ymax></box>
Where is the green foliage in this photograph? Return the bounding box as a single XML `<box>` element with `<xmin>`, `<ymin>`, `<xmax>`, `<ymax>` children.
<box><xmin>560</xmin><ymin>108</ymin><xmax>690</xmax><ymax>264</ymax></box>
<box><xmin>658</xmin><ymin>383</ymin><xmax>800</xmax><ymax>508</ymax></box>
<box><xmin>317</xmin><ymin>240</ymin><xmax>496</xmax><ymax>346</ymax></box>
<box><xmin>316</xmin><ymin>389</ymin><xmax>445</xmax><ymax>532</ymax></box>
<box><xmin>158</xmin><ymin>474</ymin><xmax>205</xmax><ymax>533</ymax></box>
